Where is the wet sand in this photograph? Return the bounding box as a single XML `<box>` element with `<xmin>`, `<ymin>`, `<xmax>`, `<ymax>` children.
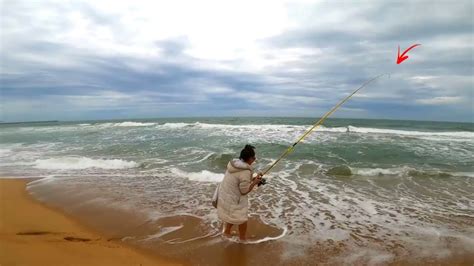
<box><xmin>3</xmin><ymin>177</ymin><xmax>473</xmax><ymax>266</ymax></box>
<box><xmin>0</xmin><ymin>178</ymin><xmax>180</xmax><ymax>265</ymax></box>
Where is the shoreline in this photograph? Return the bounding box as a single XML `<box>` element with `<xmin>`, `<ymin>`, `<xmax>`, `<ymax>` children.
<box><xmin>2</xmin><ymin>177</ymin><xmax>473</xmax><ymax>265</ymax></box>
<box><xmin>0</xmin><ymin>177</ymin><xmax>181</xmax><ymax>265</ymax></box>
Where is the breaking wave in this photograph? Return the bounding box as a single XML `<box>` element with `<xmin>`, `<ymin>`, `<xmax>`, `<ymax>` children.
<box><xmin>156</xmin><ymin>122</ymin><xmax>473</xmax><ymax>140</ymax></box>
<box><xmin>34</xmin><ymin>157</ymin><xmax>139</xmax><ymax>170</ymax></box>
<box><xmin>90</xmin><ymin>122</ymin><xmax>157</xmax><ymax>127</ymax></box>
<box><xmin>325</xmin><ymin>165</ymin><xmax>474</xmax><ymax>178</ymax></box>
<box><xmin>170</xmin><ymin>168</ymin><xmax>223</xmax><ymax>183</ymax></box>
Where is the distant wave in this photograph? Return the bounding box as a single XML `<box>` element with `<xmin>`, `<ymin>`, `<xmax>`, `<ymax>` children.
<box><xmin>159</xmin><ymin>122</ymin><xmax>294</xmax><ymax>130</ymax></box>
<box><xmin>349</xmin><ymin>166</ymin><xmax>474</xmax><ymax>178</ymax></box>
<box><xmin>160</xmin><ymin>122</ymin><xmax>194</xmax><ymax>129</ymax></box>
<box><xmin>345</xmin><ymin>126</ymin><xmax>473</xmax><ymax>138</ymax></box>
<box><xmin>33</xmin><ymin>157</ymin><xmax>139</xmax><ymax>170</ymax></box>
<box><xmin>114</xmin><ymin>122</ymin><xmax>156</xmax><ymax>127</ymax></box>
<box><xmin>88</xmin><ymin>122</ymin><xmax>157</xmax><ymax>128</ymax></box>
<box><xmin>170</xmin><ymin>168</ymin><xmax>223</xmax><ymax>182</ymax></box>
<box><xmin>156</xmin><ymin>122</ymin><xmax>473</xmax><ymax>140</ymax></box>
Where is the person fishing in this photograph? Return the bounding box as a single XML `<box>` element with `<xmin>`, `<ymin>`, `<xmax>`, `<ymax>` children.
<box><xmin>215</xmin><ymin>74</ymin><xmax>388</xmax><ymax>241</ymax></box>
<box><xmin>217</xmin><ymin>144</ymin><xmax>263</xmax><ymax>241</ymax></box>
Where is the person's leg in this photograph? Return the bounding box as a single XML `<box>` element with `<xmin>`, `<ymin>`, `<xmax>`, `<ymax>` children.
<box><xmin>223</xmin><ymin>222</ymin><xmax>233</xmax><ymax>237</ymax></box>
<box><xmin>238</xmin><ymin>221</ymin><xmax>247</xmax><ymax>241</ymax></box>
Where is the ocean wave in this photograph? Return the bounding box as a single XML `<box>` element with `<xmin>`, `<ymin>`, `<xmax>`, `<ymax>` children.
<box><xmin>114</xmin><ymin>122</ymin><xmax>156</xmax><ymax>127</ymax></box>
<box><xmin>351</xmin><ymin>167</ymin><xmax>405</xmax><ymax>177</ymax></box>
<box><xmin>170</xmin><ymin>168</ymin><xmax>223</xmax><ymax>182</ymax></box>
<box><xmin>350</xmin><ymin>166</ymin><xmax>473</xmax><ymax>178</ymax></box>
<box><xmin>345</xmin><ymin>126</ymin><xmax>473</xmax><ymax>139</ymax></box>
<box><xmin>159</xmin><ymin>122</ymin><xmax>299</xmax><ymax>131</ymax></box>
<box><xmin>322</xmin><ymin>164</ymin><xmax>474</xmax><ymax>178</ymax></box>
<box><xmin>326</xmin><ymin>165</ymin><xmax>352</xmax><ymax>176</ymax></box>
<box><xmin>92</xmin><ymin>122</ymin><xmax>157</xmax><ymax>128</ymax></box>
<box><xmin>33</xmin><ymin>157</ymin><xmax>139</xmax><ymax>170</ymax></box>
<box><xmin>160</xmin><ymin>122</ymin><xmax>195</xmax><ymax>129</ymax></box>
<box><xmin>452</xmin><ymin>172</ymin><xmax>474</xmax><ymax>178</ymax></box>
<box><xmin>156</xmin><ymin>122</ymin><xmax>473</xmax><ymax>140</ymax></box>
<box><xmin>205</xmin><ymin>153</ymin><xmax>234</xmax><ymax>169</ymax></box>
<box><xmin>0</xmin><ymin>148</ymin><xmax>13</xmax><ymax>157</ymax></box>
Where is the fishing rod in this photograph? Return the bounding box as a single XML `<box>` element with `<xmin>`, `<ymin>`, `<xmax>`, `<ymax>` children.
<box><xmin>258</xmin><ymin>73</ymin><xmax>390</xmax><ymax>185</ymax></box>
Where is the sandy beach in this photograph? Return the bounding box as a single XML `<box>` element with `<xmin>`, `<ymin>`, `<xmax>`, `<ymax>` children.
<box><xmin>0</xmin><ymin>178</ymin><xmax>180</xmax><ymax>266</ymax></box>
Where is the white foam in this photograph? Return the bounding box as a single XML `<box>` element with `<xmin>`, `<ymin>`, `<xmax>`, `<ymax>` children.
<box><xmin>352</xmin><ymin>167</ymin><xmax>407</xmax><ymax>177</ymax></box>
<box><xmin>452</xmin><ymin>172</ymin><xmax>474</xmax><ymax>178</ymax></box>
<box><xmin>114</xmin><ymin>122</ymin><xmax>156</xmax><ymax>127</ymax></box>
<box><xmin>355</xmin><ymin>198</ymin><xmax>378</xmax><ymax>215</ymax></box>
<box><xmin>170</xmin><ymin>168</ymin><xmax>223</xmax><ymax>182</ymax></box>
<box><xmin>225</xmin><ymin>227</ymin><xmax>288</xmax><ymax>244</ymax></box>
<box><xmin>142</xmin><ymin>225</ymin><xmax>184</xmax><ymax>241</ymax></box>
<box><xmin>351</xmin><ymin>166</ymin><xmax>473</xmax><ymax>178</ymax></box>
<box><xmin>346</xmin><ymin>125</ymin><xmax>474</xmax><ymax>140</ymax></box>
<box><xmin>316</xmin><ymin>125</ymin><xmax>348</xmax><ymax>133</ymax></box>
<box><xmin>33</xmin><ymin>157</ymin><xmax>138</xmax><ymax>170</ymax></box>
<box><xmin>0</xmin><ymin>148</ymin><xmax>12</xmax><ymax>157</ymax></box>
<box><xmin>94</xmin><ymin>121</ymin><xmax>156</xmax><ymax>128</ymax></box>
<box><xmin>193</xmin><ymin>152</ymin><xmax>215</xmax><ymax>164</ymax></box>
<box><xmin>247</xmin><ymin>227</ymin><xmax>288</xmax><ymax>244</ymax></box>
<box><xmin>160</xmin><ymin>122</ymin><xmax>193</xmax><ymax>129</ymax></box>
<box><xmin>155</xmin><ymin>122</ymin><xmax>474</xmax><ymax>141</ymax></box>
<box><xmin>0</xmin><ymin>143</ymin><xmax>24</xmax><ymax>156</ymax></box>
<box><xmin>26</xmin><ymin>175</ymin><xmax>56</xmax><ymax>187</ymax></box>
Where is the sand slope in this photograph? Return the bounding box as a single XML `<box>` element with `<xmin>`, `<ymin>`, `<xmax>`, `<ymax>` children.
<box><xmin>0</xmin><ymin>178</ymin><xmax>179</xmax><ymax>266</ymax></box>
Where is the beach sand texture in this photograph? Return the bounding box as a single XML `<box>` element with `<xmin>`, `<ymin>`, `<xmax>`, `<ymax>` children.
<box><xmin>0</xmin><ymin>178</ymin><xmax>179</xmax><ymax>266</ymax></box>
<box><xmin>1</xmin><ymin>177</ymin><xmax>473</xmax><ymax>265</ymax></box>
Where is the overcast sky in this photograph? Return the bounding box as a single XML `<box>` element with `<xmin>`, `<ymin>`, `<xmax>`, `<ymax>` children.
<box><xmin>1</xmin><ymin>0</ymin><xmax>473</xmax><ymax>122</ymax></box>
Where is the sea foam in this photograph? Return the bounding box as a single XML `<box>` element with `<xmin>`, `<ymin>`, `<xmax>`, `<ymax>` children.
<box><xmin>170</xmin><ymin>168</ymin><xmax>223</xmax><ymax>182</ymax></box>
<box><xmin>94</xmin><ymin>121</ymin><xmax>156</xmax><ymax>128</ymax></box>
<box><xmin>114</xmin><ymin>122</ymin><xmax>156</xmax><ymax>127</ymax></box>
<box><xmin>156</xmin><ymin>122</ymin><xmax>473</xmax><ymax>141</ymax></box>
<box><xmin>33</xmin><ymin>157</ymin><xmax>138</xmax><ymax>170</ymax></box>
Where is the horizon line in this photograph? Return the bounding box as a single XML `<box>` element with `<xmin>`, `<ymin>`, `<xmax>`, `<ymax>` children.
<box><xmin>1</xmin><ymin>115</ymin><xmax>473</xmax><ymax>125</ymax></box>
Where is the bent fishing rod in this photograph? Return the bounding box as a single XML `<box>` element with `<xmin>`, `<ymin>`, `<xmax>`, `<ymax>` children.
<box><xmin>258</xmin><ymin>73</ymin><xmax>390</xmax><ymax>186</ymax></box>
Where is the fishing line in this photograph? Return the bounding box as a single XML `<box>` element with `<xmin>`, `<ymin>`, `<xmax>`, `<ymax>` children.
<box><xmin>260</xmin><ymin>73</ymin><xmax>390</xmax><ymax>180</ymax></box>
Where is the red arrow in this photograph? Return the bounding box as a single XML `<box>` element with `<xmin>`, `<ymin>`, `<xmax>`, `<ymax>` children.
<box><xmin>397</xmin><ymin>44</ymin><xmax>421</xmax><ymax>64</ymax></box>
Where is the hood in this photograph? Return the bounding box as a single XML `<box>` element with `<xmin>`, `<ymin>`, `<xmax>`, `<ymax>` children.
<box><xmin>227</xmin><ymin>159</ymin><xmax>252</xmax><ymax>173</ymax></box>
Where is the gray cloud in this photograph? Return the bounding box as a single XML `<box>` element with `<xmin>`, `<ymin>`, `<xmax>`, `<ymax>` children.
<box><xmin>257</xmin><ymin>1</ymin><xmax>472</xmax><ymax>120</ymax></box>
<box><xmin>1</xmin><ymin>0</ymin><xmax>472</xmax><ymax>122</ymax></box>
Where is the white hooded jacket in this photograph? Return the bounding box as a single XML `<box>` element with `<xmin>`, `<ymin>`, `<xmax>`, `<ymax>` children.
<box><xmin>217</xmin><ymin>159</ymin><xmax>253</xmax><ymax>225</ymax></box>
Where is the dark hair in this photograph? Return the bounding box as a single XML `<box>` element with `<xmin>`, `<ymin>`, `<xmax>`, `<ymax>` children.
<box><xmin>239</xmin><ymin>144</ymin><xmax>256</xmax><ymax>161</ymax></box>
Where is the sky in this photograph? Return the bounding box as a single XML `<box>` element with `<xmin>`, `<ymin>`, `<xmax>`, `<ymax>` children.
<box><xmin>1</xmin><ymin>0</ymin><xmax>473</xmax><ymax>122</ymax></box>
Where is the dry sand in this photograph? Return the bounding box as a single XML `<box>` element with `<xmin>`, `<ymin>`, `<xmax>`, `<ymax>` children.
<box><xmin>0</xmin><ymin>178</ymin><xmax>180</xmax><ymax>266</ymax></box>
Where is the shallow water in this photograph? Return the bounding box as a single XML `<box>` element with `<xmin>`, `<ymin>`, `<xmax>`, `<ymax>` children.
<box><xmin>1</xmin><ymin>117</ymin><xmax>473</xmax><ymax>264</ymax></box>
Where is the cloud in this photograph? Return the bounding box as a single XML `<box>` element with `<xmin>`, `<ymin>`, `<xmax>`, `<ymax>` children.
<box><xmin>416</xmin><ymin>96</ymin><xmax>464</xmax><ymax>105</ymax></box>
<box><xmin>1</xmin><ymin>0</ymin><xmax>473</xmax><ymax>122</ymax></box>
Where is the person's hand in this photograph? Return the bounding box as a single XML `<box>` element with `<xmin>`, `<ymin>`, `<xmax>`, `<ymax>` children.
<box><xmin>254</xmin><ymin>172</ymin><xmax>263</xmax><ymax>182</ymax></box>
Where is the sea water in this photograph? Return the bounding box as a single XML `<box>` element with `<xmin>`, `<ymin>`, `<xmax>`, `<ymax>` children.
<box><xmin>1</xmin><ymin>117</ymin><xmax>473</xmax><ymax>264</ymax></box>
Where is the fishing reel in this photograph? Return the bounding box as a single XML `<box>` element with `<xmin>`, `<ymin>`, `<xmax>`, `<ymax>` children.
<box><xmin>258</xmin><ymin>178</ymin><xmax>267</xmax><ymax>186</ymax></box>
